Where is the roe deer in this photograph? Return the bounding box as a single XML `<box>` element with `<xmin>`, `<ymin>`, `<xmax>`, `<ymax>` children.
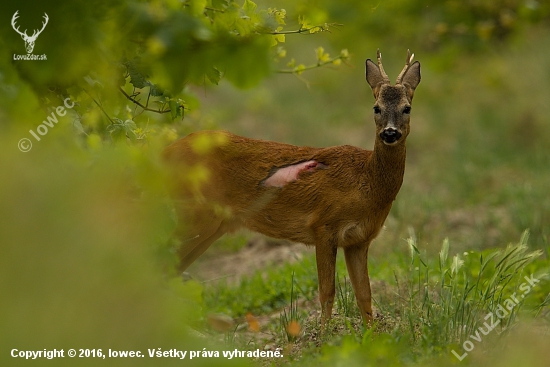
<box><xmin>163</xmin><ymin>50</ymin><xmax>421</xmax><ymax>326</ymax></box>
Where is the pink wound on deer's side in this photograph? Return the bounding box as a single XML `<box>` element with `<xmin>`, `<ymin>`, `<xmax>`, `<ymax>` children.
<box><xmin>264</xmin><ymin>160</ymin><xmax>324</xmax><ymax>187</ymax></box>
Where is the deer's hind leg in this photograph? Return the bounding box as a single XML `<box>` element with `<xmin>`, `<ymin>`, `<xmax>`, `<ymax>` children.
<box><xmin>316</xmin><ymin>244</ymin><xmax>337</xmax><ymax>325</ymax></box>
<box><xmin>176</xmin><ymin>223</ymin><xmax>226</xmax><ymax>273</ymax></box>
<box><xmin>343</xmin><ymin>244</ymin><xmax>373</xmax><ymax>326</ymax></box>
<box><xmin>173</xmin><ymin>205</ymin><xmax>227</xmax><ymax>273</ymax></box>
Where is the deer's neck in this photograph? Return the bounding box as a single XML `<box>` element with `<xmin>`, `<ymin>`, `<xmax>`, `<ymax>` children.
<box><xmin>366</xmin><ymin>139</ymin><xmax>407</xmax><ymax>208</ymax></box>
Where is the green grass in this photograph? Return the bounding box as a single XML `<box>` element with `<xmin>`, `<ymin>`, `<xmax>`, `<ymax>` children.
<box><xmin>196</xmin><ymin>232</ymin><xmax>549</xmax><ymax>366</ymax></box>
<box><xmin>203</xmin><ymin>254</ymin><xmax>319</xmax><ymax>316</ymax></box>
<box><xmin>278</xmin><ymin>272</ymin><xmax>303</xmax><ymax>343</ymax></box>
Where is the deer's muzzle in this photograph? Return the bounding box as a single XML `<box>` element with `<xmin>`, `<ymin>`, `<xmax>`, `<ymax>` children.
<box><xmin>380</xmin><ymin>128</ymin><xmax>402</xmax><ymax>145</ymax></box>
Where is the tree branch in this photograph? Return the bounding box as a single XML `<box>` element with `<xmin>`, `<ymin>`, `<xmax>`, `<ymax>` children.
<box><xmin>264</xmin><ymin>23</ymin><xmax>342</xmax><ymax>35</ymax></box>
<box><xmin>182</xmin><ymin>2</ymin><xmax>225</xmax><ymax>13</ymax></box>
<box><xmin>118</xmin><ymin>86</ymin><xmax>172</xmax><ymax>114</ymax></box>
<box><xmin>277</xmin><ymin>55</ymin><xmax>348</xmax><ymax>74</ymax></box>
<box><xmin>83</xmin><ymin>88</ymin><xmax>115</xmax><ymax>124</ymax></box>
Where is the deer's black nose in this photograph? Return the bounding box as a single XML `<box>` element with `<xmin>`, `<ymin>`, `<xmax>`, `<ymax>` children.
<box><xmin>380</xmin><ymin>128</ymin><xmax>402</xmax><ymax>144</ymax></box>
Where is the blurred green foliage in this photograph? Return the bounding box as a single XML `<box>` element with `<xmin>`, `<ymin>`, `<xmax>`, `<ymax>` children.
<box><xmin>0</xmin><ymin>142</ymin><xmax>241</xmax><ymax>367</ymax></box>
<box><xmin>274</xmin><ymin>0</ymin><xmax>550</xmax><ymax>53</ymax></box>
<box><xmin>0</xmin><ymin>0</ymin><xmax>348</xmax><ymax>145</ymax></box>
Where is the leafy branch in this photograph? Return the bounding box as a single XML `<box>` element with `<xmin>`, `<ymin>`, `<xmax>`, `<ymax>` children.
<box><xmin>118</xmin><ymin>86</ymin><xmax>173</xmax><ymax>115</ymax></box>
<box><xmin>182</xmin><ymin>1</ymin><xmax>225</xmax><ymax>13</ymax></box>
<box><xmin>265</xmin><ymin>22</ymin><xmax>342</xmax><ymax>35</ymax></box>
<box><xmin>119</xmin><ymin>59</ymin><xmax>187</xmax><ymax>119</ymax></box>
<box><xmin>278</xmin><ymin>48</ymin><xmax>350</xmax><ymax>75</ymax></box>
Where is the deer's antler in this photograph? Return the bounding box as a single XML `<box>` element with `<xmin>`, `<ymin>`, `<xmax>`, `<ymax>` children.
<box><xmin>396</xmin><ymin>49</ymin><xmax>415</xmax><ymax>85</ymax></box>
<box><xmin>376</xmin><ymin>49</ymin><xmax>390</xmax><ymax>84</ymax></box>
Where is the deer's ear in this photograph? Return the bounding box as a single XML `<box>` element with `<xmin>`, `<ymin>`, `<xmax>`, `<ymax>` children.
<box><xmin>401</xmin><ymin>61</ymin><xmax>421</xmax><ymax>100</ymax></box>
<box><xmin>365</xmin><ymin>59</ymin><xmax>385</xmax><ymax>97</ymax></box>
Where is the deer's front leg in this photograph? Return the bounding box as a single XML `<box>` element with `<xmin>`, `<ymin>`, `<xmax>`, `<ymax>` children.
<box><xmin>343</xmin><ymin>244</ymin><xmax>373</xmax><ymax>326</ymax></box>
<box><xmin>315</xmin><ymin>244</ymin><xmax>337</xmax><ymax>325</ymax></box>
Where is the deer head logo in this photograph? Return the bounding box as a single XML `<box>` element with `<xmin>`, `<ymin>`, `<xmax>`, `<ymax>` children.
<box><xmin>11</xmin><ymin>11</ymin><xmax>49</xmax><ymax>54</ymax></box>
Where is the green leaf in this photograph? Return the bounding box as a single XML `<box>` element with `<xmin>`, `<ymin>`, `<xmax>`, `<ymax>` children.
<box><xmin>242</xmin><ymin>0</ymin><xmax>257</xmax><ymax>15</ymax></box>
<box><xmin>122</xmin><ymin>119</ymin><xmax>137</xmax><ymax>134</ymax></box>
<box><xmin>298</xmin><ymin>15</ymin><xmax>310</xmax><ymax>30</ymax></box>
<box><xmin>294</xmin><ymin>64</ymin><xmax>306</xmax><ymax>75</ymax></box>
<box><xmin>107</xmin><ymin>119</ymin><xmax>137</xmax><ymax>142</ymax></box>
<box><xmin>315</xmin><ymin>46</ymin><xmax>330</xmax><ymax>63</ymax></box>
<box><xmin>168</xmin><ymin>100</ymin><xmax>182</xmax><ymax>120</ymax></box>
<box><xmin>286</xmin><ymin>58</ymin><xmax>295</xmax><ymax>68</ymax></box>
<box><xmin>233</xmin><ymin>16</ymin><xmax>255</xmax><ymax>36</ymax></box>
<box><xmin>206</xmin><ymin>67</ymin><xmax>222</xmax><ymax>85</ymax></box>
<box><xmin>268</xmin><ymin>8</ymin><xmax>286</xmax><ymax>25</ymax></box>
<box><xmin>271</xmin><ymin>35</ymin><xmax>285</xmax><ymax>47</ymax></box>
<box><xmin>309</xmin><ymin>26</ymin><xmax>321</xmax><ymax>34</ymax></box>
<box><xmin>272</xmin><ymin>27</ymin><xmax>285</xmax><ymax>45</ymax></box>
<box><xmin>188</xmin><ymin>0</ymin><xmax>207</xmax><ymax>16</ymax></box>
<box><xmin>149</xmin><ymin>84</ymin><xmax>164</xmax><ymax>97</ymax></box>
<box><xmin>340</xmin><ymin>48</ymin><xmax>350</xmax><ymax>59</ymax></box>
<box><xmin>126</xmin><ymin>62</ymin><xmax>148</xmax><ymax>89</ymax></box>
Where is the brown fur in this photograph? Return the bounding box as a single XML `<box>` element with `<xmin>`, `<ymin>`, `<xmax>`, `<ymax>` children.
<box><xmin>163</xmin><ymin>50</ymin><xmax>421</xmax><ymax>326</ymax></box>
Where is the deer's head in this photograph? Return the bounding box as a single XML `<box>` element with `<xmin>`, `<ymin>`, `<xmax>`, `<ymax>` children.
<box><xmin>11</xmin><ymin>11</ymin><xmax>49</xmax><ymax>54</ymax></box>
<box><xmin>365</xmin><ymin>50</ymin><xmax>421</xmax><ymax>146</ymax></box>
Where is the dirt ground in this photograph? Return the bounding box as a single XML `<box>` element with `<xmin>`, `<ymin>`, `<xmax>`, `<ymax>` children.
<box><xmin>190</xmin><ymin>236</ymin><xmax>315</xmax><ymax>283</ymax></box>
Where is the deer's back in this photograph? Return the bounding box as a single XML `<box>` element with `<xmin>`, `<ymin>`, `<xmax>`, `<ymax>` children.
<box><xmin>164</xmin><ymin>130</ymin><xmax>388</xmax><ymax>247</ymax></box>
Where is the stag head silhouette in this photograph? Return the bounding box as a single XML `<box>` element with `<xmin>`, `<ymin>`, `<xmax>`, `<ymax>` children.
<box><xmin>11</xmin><ymin>11</ymin><xmax>49</xmax><ymax>54</ymax></box>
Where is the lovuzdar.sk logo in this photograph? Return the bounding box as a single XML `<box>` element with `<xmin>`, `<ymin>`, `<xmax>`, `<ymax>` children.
<box><xmin>11</xmin><ymin>10</ymin><xmax>48</xmax><ymax>61</ymax></box>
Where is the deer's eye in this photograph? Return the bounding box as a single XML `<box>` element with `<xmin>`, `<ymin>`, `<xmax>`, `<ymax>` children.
<box><xmin>403</xmin><ymin>106</ymin><xmax>411</xmax><ymax>114</ymax></box>
<box><xmin>373</xmin><ymin>106</ymin><xmax>381</xmax><ymax>114</ymax></box>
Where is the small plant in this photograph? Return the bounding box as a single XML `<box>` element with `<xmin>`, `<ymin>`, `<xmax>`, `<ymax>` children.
<box><xmin>280</xmin><ymin>272</ymin><xmax>302</xmax><ymax>342</ymax></box>
<box><xmin>402</xmin><ymin>230</ymin><xmax>544</xmax><ymax>351</ymax></box>
<box><xmin>336</xmin><ymin>274</ymin><xmax>358</xmax><ymax>318</ymax></box>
